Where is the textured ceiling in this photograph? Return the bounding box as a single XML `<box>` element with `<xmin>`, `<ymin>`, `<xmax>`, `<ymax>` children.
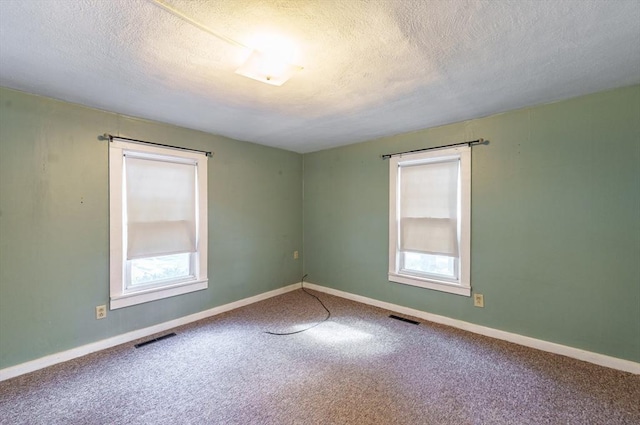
<box><xmin>1</xmin><ymin>0</ymin><xmax>639</xmax><ymax>153</ymax></box>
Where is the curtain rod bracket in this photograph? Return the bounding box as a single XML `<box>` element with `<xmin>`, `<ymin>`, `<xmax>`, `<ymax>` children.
<box><xmin>381</xmin><ymin>138</ymin><xmax>486</xmax><ymax>160</ymax></box>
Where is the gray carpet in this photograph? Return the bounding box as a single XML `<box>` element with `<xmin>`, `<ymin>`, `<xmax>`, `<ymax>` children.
<box><xmin>1</xmin><ymin>289</ymin><xmax>639</xmax><ymax>424</ymax></box>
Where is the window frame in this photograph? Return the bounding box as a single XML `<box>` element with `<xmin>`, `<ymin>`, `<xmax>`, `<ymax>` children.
<box><xmin>109</xmin><ymin>139</ymin><xmax>208</xmax><ymax>310</ymax></box>
<box><xmin>388</xmin><ymin>145</ymin><xmax>471</xmax><ymax>296</ymax></box>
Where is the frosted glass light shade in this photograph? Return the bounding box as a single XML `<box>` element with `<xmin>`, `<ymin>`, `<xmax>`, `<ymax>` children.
<box><xmin>235</xmin><ymin>49</ymin><xmax>301</xmax><ymax>86</ymax></box>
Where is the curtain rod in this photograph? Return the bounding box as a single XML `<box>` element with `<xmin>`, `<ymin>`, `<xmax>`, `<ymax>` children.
<box><xmin>381</xmin><ymin>138</ymin><xmax>486</xmax><ymax>160</ymax></box>
<box><xmin>102</xmin><ymin>134</ymin><xmax>213</xmax><ymax>157</ymax></box>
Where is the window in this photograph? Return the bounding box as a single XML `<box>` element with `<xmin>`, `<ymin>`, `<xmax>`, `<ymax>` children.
<box><xmin>109</xmin><ymin>139</ymin><xmax>208</xmax><ymax>309</ymax></box>
<box><xmin>388</xmin><ymin>145</ymin><xmax>470</xmax><ymax>296</ymax></box>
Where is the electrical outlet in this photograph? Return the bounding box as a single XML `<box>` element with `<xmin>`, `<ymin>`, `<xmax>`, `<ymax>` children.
<box><xmin>473</xmin><ymin>294</ymin><xmax>484</xmax><ymax>308</ymax></box>
<box><xmin>293</xmin><ymin>250</ymin><xmax>299</xmax><ymax>259</ymax></box>
<box><xmin>96</xmin><ymin>305</ymin><xmax>107</xmax><ymax>319</ymax></box>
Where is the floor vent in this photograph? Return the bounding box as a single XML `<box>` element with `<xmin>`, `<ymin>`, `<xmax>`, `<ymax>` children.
<box><xmin>389</xmin><ymin>315</ymin><xmax>420</xmax><ymax>325</ymax></box>
<box><xmin>134</xmin><ymin>332</ymin><xmax>177</xmax><ymax>348</ymax></box>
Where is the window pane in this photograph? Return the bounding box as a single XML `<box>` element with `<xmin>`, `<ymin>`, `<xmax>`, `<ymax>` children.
<box><xmin>129</xmin><ymin>253</ymin><xmax>192</xmax><ymax>287</ymax></box>
<box><xmin>402</xmin><ymin>251</ymin><xmax>456</xmax><ymax>279</ymax></box>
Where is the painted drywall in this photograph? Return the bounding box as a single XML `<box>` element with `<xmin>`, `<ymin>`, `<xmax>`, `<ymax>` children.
<box><xmin>0</xmin><ymin>88</ymin><xmax>303</xmax><ymax>369</ymax></box>
<box><xmin>303</xmin><ymin>85</ymin><xmax>640</xmax><ymax>363</ymax></box>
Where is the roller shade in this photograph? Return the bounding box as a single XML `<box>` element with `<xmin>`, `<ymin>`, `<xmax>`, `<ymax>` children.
<box><xmin>399</xmin><ymin>159</ymin><xmax>459</xmax><ymax>257</ymax></box>
<box><xmin>125</xmin><ymin>155</ymin><xmax>197</xmax><ymax>259</ymax></box>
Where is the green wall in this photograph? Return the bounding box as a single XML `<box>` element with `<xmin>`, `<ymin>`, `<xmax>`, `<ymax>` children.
<box><xmin>303</xmin><ymin>85</ymin><xmax>640</xmax><ymax>363</ymax></box>
<box><xmin>0</xmin><ymin>88</ymin><xmax>303</xmax><ymax>369</ymax></box>
<box><xmin>1</xmin><ymin>85</ymin><xmax>638</xmax><ymax>370</ymax></box>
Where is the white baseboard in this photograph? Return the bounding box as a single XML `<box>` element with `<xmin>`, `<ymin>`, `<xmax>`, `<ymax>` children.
<box><xmin>303</xmin><ymin>282</ymin><xmax>640</xmax><ymax>375</ymax></box>
<box><xmin>3</xmin><ymin>281</ymin><xmax>638</xmax><ymax>381</ymax></box>
<box><xmin>0</xmin><ymin>282</ymin><xmax>302</xmax><ymax>382</ymax></box>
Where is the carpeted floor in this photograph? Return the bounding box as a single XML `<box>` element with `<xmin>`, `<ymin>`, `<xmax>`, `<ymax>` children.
<box><xmin>1</xmin><ymin>289</ymin><xmax>639</xmax><ymax>424</ymax></box>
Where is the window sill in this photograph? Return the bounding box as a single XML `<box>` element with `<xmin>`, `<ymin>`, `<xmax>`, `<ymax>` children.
<box><xmin>110</xmin><ymin>279</ymin><xmax>208</xmax><ymax>310</ymax></box>
<box><xmin>388</xmin><ymin>273</ymin><xmax>470</xmax><ymax>296</ymax></box>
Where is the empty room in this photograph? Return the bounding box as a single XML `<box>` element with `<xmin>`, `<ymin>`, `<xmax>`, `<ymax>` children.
<box><xmin>0</xmin><ymin>0</ymin><xmax>639</xmax><ymax>424</ymax></box>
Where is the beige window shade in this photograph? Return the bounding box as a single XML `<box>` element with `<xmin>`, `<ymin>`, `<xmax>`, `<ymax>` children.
<box><xmin>399</xmin><ymin>159</ymin><xmax>459</xmax><ymax>257</ymax></box>
<box><xmin>125</xmin><ymin>156</ymin><xmax>197</xmax><ymax>259</ymax></box>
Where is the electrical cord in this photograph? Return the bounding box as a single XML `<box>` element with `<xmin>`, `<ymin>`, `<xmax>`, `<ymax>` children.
<box><xmin>265</xmin><ymin>274</ymin><xmax>331</xmax><ymax>336</ymax></box>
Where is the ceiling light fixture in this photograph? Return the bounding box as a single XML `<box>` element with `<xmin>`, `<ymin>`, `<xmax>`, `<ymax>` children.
<box><xmin>235</xmin><ymin>49</ymin><xmax>303</xmax><ymax>86</ymax></box>
<box><xmin>235</xmin><ymin>33</ymin><xmax>303</xmax><ymax>86</ymax></box>
<box><xmin>150</xmin><ymin>0</ymin><xmax>303</xmax><ymax>86</ymax></box>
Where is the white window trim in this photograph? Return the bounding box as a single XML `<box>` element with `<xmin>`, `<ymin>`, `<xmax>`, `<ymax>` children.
<box><xmin>109</xmin><ymin>139</ymin><xmax>208</xmax><ymax>310</ymax></box>
<box><xmin>388</xmin><ymin>146</ymin><xmax>471</xmax><ymax>297</ymax></box>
